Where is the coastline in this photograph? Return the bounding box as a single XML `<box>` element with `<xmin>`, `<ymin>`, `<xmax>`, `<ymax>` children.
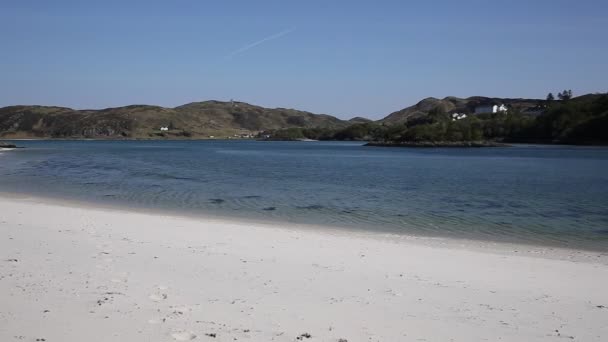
<box><xmin>2</xmin><ymin>190</ymin><xmax>607</xmax><ymax>255</ymax></box>
<box><xmin>365</xmin><ymin>141</ymin><xmax>510</xmax><ymax>148</ymax></box>
<box><xmin>2</xmin><ymin>137</ymin><xmax>608</xmax><ymax>147</ymax></box>
<box><xmin>1</xmin><ymin>195</ymin><xmax>607</xmax><ymax>341</ymax></box>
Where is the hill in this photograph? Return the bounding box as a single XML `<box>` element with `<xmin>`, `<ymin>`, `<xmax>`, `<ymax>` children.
<box><xmin>372</xmin><ymin>93</ymin><xmax>608</xmax><ymax>145</ymax></box>
<box><xmin>380</xmin><ymin>96</ymin><xmax>542</xmax><ymax>125</ymax></box>
<box><xmin>0</xmin><ymin>101</ymin><xmax>350</xmax><ymax>139</ymax></box>
<box><xmin>265</xmin><ymin>93</ymin><xmax>608</xmax><ymax>145</ymax></box>
<box><xmin>2</xmin><ymin>94</ymin><xmax>606</xmax><ymax>144</ymax></box>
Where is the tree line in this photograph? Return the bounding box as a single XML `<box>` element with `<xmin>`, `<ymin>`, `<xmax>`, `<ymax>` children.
<box><xmin>546</xmin><ymin>90</ymin><xmax>573</xmax><ymax>102</ymax></box>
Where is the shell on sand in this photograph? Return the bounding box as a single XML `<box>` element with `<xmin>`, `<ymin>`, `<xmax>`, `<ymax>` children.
<box><xmin>171</xmin><ymin>331</ymin><xmax>197</xmax><ymax>340</ymax></box>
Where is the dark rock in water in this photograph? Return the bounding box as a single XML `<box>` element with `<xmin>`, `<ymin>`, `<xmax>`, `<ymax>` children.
<box><xmin>209</xmin><ymin>198</ymin><xmax>225</xmax><ymax>204</ymax></box>
<box><xmin>0</xmin><ymin>142</ymin><xmax>18</xmax><ymax>148</ymax></box>
<box><xmin>263</xmin><ymin>207</ymin><xmax>276</xmax><ymax>211</ymax></box>
<box><xmin>243</xmin><ymin>195</ymin><xmax>262</xmax><ymax>199</ymax></box>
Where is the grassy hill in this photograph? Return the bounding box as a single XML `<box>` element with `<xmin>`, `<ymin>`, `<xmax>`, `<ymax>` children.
<box><xmin>373</xmin><ymin>93</ymin><xmax>608</xmax><ymax>145</ymax></box>
<box><xmin>2</xmin><ymin>94</ymin><xmax>606</xmax><ymax>145</ymax></box>
<box><xmin>0</xmin><ymin>101</ymin><xmax>351</xmax><ymax>139</ymax></box>
<box><xmin>266</xmin><ymin>93</ymin><xmax>608</xmax><ymax>145</ymax></box>
<box><xmin>380</xmin><ymin>96</ymin><xmax>542</xmax><ymax>125</ymax></box>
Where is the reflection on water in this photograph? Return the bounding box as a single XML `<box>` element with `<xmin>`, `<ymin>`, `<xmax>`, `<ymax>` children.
<box><xmin>1</xmin><ymin>140</ymin><xmax>607</xmax><ymax>251</ymax></box>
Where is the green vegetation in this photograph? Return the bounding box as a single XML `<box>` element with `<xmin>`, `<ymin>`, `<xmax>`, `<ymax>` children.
<box><xmin>269</xmin><ymin>112</ymin><xmax>529</xmax><ymax>143</ymax></box>
<box><xmin>0</xmin><ymin>101</ymin><xmax>350</xmax><ymax>139</ymax></box>
<box><xmin>265</xmin><ymin>123</ymin><xmax>385</xmax><ymax>141</ymax></box>
<box><xmin>1</xmin><ymin>93</ymin><xmax>606</xmax><ymax>145</ymax></box>
<box><xmin>522</xmin><ymin>93</ymin><xmax>608</xmax><ymax>144</ymax></box>
<box><xmin>557</xmin><ymin>90</ymin><xmax>573</xmax><ymax>101</ymax></box>
<box><xmin>267</xmin><ymin>93</ymin><xmax>608</xmax><ymax>145</ymax></box>
<box><xmin>382</xmin><ymin>93</ymin><xmax>608</xmax><ymax>144</ymax></box>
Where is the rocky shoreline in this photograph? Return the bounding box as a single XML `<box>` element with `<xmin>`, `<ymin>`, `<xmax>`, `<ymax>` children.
<box><xmin>365</xmin><ymin>141</ymin><xmax>510</xmax><ymax>148</ymax></box>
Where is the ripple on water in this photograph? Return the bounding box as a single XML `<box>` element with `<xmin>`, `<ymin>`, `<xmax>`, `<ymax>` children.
<box><xmin>296</xmin><ymin>205</ymin><xmax>325</xmax><ymax>210</ymax></box>
<box><xmin>2</xmin><ymin>140</ymin><xmax>608</xmax><ymax>251</ymax></box>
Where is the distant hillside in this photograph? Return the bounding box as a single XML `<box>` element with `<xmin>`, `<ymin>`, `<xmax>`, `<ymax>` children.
<box><xmin>3</xmin><ymin>94</ymin><xmax>606</xmax><ymax>144</ymax></box>
<box><xmin>0</xmin><ymin>101</ymin><xmax>350</xmax><ymax>139</ymax></box>
<box><xmin>380</xmin><ymin>96</ymin><xmax>542</xmax><ymax>124</ymax></box>
<box><xmin>348</xmin><ymin>117</ymin><xmax>373</xmax><ymax>124</ymax></box>
<box><xmin>521</xmin><ymin>93</ymin><xmax>608</xmax><ymax>144</ymax></box>
<box><xmin>266</xmin><ymin>93</ymin><xmax>608</xmax><ymax>145</ymax></box>
<box><xmin>371</xmin><ymin>93</ymin><xmax>608</xmax><ymax>145</ymax></box>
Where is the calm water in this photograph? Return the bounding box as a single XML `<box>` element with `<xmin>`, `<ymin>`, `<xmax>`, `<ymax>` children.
<box><xmin>1</xmin><ymin>140</ymin><xmax>607</xmax><ymax>250</ymax></box>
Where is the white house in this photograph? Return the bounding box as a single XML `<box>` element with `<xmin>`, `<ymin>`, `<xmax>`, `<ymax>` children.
<box><xmin>474</xmin><ymin>104</ymin><xmax>508</xmax><ymax>114</ymax></box>
<box><xmin>451</xmin><ymin>113</ymin><xmax>467</xmax><ymax>121</ymax></box>
<box><xmin>160</xmin><ymin>126</ymin><xmax>169</xmax><ymax>131</ymax></box>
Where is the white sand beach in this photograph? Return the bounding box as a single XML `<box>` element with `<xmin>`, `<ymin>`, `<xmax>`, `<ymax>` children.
<box><xmin>1</xmin><ymin>194</ymin><xmax>607</xmax><ymax>341</ymax></box>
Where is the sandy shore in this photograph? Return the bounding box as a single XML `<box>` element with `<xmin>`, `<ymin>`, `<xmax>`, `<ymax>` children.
<box><xmin>1</xmin><ymin>195</ymin><xmax>607</xmax><ymax>341</ymax></box>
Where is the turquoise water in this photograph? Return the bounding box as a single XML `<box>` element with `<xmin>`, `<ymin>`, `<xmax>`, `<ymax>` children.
<box><xmin>1</xmin><ymin>140</ymin><xmax>607</xmax><ymax>250</ymax></box>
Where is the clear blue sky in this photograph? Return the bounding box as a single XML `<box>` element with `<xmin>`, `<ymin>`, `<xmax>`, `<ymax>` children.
<box><xmin>1</xmin><ymin>0</ymin><xmax>607</xmax><ymax>119</ymax></box>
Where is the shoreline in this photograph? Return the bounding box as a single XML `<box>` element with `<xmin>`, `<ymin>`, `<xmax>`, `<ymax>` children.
<box><xmin>1</xmin><ymin>195</ymin><xmax>607</xmax><ymax>341</ymax></box>
<box><xmin>2</xmin><ymin>195</ymin><xmax>608</xmax><ymax>341</ymax></box>
<box><xmin>3</xmin><ymin>138</ymin><xmax>608</xmax><ymax>147</ymax></box>
<box><xmin>2</xmin><ymin>191</ymin><xmax>607</xmax><ymax>258</ymax></box>
<box><xmin>365</xmin><ymin>141</ymin><xmax>511</xmax><ymax>148</ymax></box>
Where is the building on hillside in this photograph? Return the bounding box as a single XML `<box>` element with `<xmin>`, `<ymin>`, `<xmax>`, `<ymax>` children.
<box><xmin>474</xmin><ymin>104</ymin><xmax>508</xmax><ymax>114</ymax></box>
<box><xmin>160</xmin><ymin>126</ymin><xmax>169</xmax><ymax>131</ymax></box>
<box><xmin>451</xmin><ymin>113</ymin><xmax>467</xmax><ymax>121</ymax></box>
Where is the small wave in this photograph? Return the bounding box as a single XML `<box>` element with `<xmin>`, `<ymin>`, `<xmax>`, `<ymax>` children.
<box><xmin>132</xmin><ymin>171</ymin><xmax>198</xmax><ymax>182</ymax></box>
<box><xmin>296</xmin><ymin>204</ymin><xmax>325</xmax><ymax>210</ymax></box>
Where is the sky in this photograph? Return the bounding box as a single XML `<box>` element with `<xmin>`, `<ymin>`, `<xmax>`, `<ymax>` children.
<box><xmin>1</xmin><ymin>0</ymin><xmax>607</xmax><ymax>119</ymax></box>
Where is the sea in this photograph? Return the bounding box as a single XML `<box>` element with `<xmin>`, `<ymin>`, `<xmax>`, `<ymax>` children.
<box><xmin>1</xmin><ymin>140</ymin><xmax>607</xmax><ymax>251</ymax></box>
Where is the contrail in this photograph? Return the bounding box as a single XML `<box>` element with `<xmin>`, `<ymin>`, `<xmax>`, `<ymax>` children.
<box><xmin>225</xmin><ymin>28</ymin><xmax>295</xmax><ymax>59</ymax></box>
